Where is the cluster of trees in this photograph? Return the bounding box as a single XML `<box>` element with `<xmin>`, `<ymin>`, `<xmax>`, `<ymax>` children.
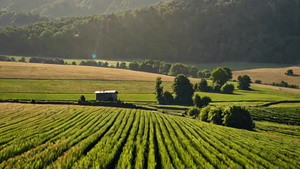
<box><xmin>156</xmin><ymin>75</ymin><xmax>212</xmax><ymax>106</ymax></box>
<box><xmin>0</xmin><ymin>0</ymin><xmax>299</xmax><ymax>64</ymax></box>
<box><xmin>79</xmin><ymin>60</ymin><xmax>109</xmax><ymax>67</ymax></box>
<box><xmin>29</xmin><ymin>57</ymin><xmax>64</xmax><ymax>64</ymax></box>
<box><xmin>199</xmin><ymin>106</ymin><xmax>255</xmax><ymax>130</ymax></box>
<box><xmin>0</xmin><ymin>55</ymin><xmax>26</xmax><ymax>62</ymax></box>
<box><xmin>272</xmin><ymin>81</ymin><xmax>299</xmax><ymax>89</ymax></box>
<box><xmin>120</xmin><ymin>59</ymin><xmax>211</xmax><ymax>77</ymax></box>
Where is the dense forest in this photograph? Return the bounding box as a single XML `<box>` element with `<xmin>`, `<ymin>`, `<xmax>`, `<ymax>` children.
<box><xmin>0</xmin><ymin>0</ymin><xmax>169</xmax><ymax>17</ymax></box>
<box><xmin>0</xmin><ymin>10</ymin><xmax>50</xmax><ymax>27</ymax></box>
<box><xmin>0</xmin><ymin>0</ymin><xmax>299</xmax><ymax>64</ymax></box>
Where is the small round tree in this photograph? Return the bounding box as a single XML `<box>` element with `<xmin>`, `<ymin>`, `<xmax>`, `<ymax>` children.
<box><xmin>285</xmin><ymin>69</ymin><xmax>293</xmax><ymax>76</ymax></box>
<box><xmin>194</xmin><ymin>94</ymin><xmax>202</xmax><ymax>108</ymax></box>
<box><xmin>163</xmin><ymin>91</ymin><xmax>174</xmax><ymax>105</ymax></box>
<box><xmin>188</xmin><ymin>107</ymin><xmax>200</xmax><ymax>117</ymax></box>
<box><xmin>198</xmin><ymin>79</ymin><xmax>208</xmax><ymax>92</ymax></box>
<box><xmin>237</xmin><ymin>75</ymin><xmax>252</xmax><ymax>90</ymax></box>
<box><xmin>173</xmin><ymin>74</ymin><xmax>194</xmax><ymax>105</ymax></box>
<box><xmin>201</xmin><ymin>96</ymin><xmax>212</xmax><ymax>107</ymax></box>
<box><xmin>221</xmin><ymin>83</ymin><xmax>234</xmax><ymax>94</ymax></box>
<box><xmin>222</xmin><ymin>106</ymin><xmax>255</xmax><ymax>130</ymax></box>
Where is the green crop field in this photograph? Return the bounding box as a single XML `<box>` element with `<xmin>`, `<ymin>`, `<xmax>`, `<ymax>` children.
<box><xmin>0</xmin><ymin>103</ymin><xmax>299</xmax><ymax>168</ymax></box>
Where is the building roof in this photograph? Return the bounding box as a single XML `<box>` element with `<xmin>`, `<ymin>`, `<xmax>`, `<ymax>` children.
<box><xmin>95</xmin><ymin>90</ymin><xmax>118</xmax><ymax>94</ymax></box>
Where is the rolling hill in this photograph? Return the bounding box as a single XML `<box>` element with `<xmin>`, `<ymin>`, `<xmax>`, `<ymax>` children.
<box><xmin>0</xmin><ymin>0</ymin><xmax>169</xmax><ymax>18</ymax></box>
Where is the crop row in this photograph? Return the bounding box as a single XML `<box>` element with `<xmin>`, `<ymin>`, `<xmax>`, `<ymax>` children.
<box><xmin>0</xmin><ymin>103</ymin><xmax>299</xmax><ymax>168</ymax></box>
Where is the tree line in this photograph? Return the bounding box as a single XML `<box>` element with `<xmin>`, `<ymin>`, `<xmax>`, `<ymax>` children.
<box><xmin>0</xmin><ymin>0</ymin><xmax>299</xmax><ymax>64</ymax></box>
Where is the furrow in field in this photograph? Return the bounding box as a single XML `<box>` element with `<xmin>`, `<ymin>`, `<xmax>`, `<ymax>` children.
<box><xmin>115</xmin><ymin>110</ymin><xmax>142</xmax><ymax>168</ymax></box>
<box><xmin>134</xmin><ymin>111</ymin><xmax>150</xmax><ymax>169</ymax></box>
<box><xmin>9</xmin><ymin>108</ymin><xmax>116</xmax><ymax>169</ymax></box>
<box><xmin>150</xmin><ymin>112</ymin><xmax>175</xmax><ymax>169</ymax></box>
<box><xmin>71</xmin><ymin>109</ymin><xmax>133</xmax><ymax>168</ymax></box>
<box><xmin>154</xmin><ymin>113</ymin><xmax>191</xmax><ymax>169</ymax></box>
<box><xmin>0</xmin><ymin>108</ymin><xmax>90</xmax><ymax>163</ymax></box>
<box><xmin>160</xmin><ymin>114</ymin><xmax>215</xmax><ymax>169</ymax></box>
<box><xmin>46</xmin><ymin>108</ymin><xmax>123</xmax><ymax>169</ymax></box>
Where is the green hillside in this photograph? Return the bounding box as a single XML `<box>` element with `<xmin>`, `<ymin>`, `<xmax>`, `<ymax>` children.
<box><xmin>0</xmin><ymin>103</ymin><xmax>299</xmax><ymax>168</ymax></box>
<box><xmin>0</xmin><ymin>0</ymin><xmax>169</xmax><ymax>18</ymax></box>
<box><xmin>0</xmin><ymin>0</ymin><xmax>299</xmax><ymax>64</ymax></box>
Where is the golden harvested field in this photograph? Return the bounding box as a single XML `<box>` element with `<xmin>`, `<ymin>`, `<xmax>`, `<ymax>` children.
<box><xmin>233</xmin><ymin>67</ymin><xmax>300</xmax><ymax>85</ymax></box>
<box><xmin>0</xmin><ymin>62</ymin><xmax>199</xmax><ymax>82</ymax></box>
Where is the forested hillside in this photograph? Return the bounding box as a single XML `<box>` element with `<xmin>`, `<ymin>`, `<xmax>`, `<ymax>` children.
<box><xmin>0</xmin><ymin>0</ymin><xmax>169</xmax><ymax>17</ymax></box>
<box><xmin>0</xmin><ymin>0</ymin><xmax>299</xmax><ymax>64</ymax></box>
<box><xmin>0</xmin><ymin>10</ymin><xmax>50</xmax><ymax>27</ymax></box>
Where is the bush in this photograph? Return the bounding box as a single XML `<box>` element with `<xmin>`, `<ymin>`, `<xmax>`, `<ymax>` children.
<box><xmin>237</xmin><ymin>74</ymin><xmax>252</xmax><ymax>90</ymax></box>
<box><xmin>163</xmin><ymin>91</ymin><xmax>174</xmax><ymax>105</ymax></box>
<box><xmin>188</xmin><ymin>107</ymin><xmax>200</xmax><ymax>117</ymax></box>
<box><xmin>194</xmin><ymin>94</ymin><xmax>202</xmax><ymax>108</ymax></box>
<box><xmin>207</xmin><ymin>107</ymin><xmax>223</xmax><ymax>125</ymax></box>
<box><xmin>199</xmin><ymin>106</ymin><xmax>211</xmax><ymax>122</ymax></box>
<box><xmin>223</xmin><ymin>106</ymin><xmax>255</xmax><ymax>130</ymax></box>
<box><xmin>254</xmin><ymin>80</ymin><xmax>262</xmax><ymax>84</ymax></box>
<box><xmin>198</xmin><ymin>79</ymin><xmax>208</xmax><ymax>92</ymax></box>
<box><xmin>221</xmin><ymin>83</ymin><xmax>234</xmax><ymax>94</ymax></box>
<box><xmin>285</xmin><ymin>69</ymin><xmax>293</xmax><ymax>76</ymax></box>
<box><xmin>201</xmin><ymin>96</ymin><xmax>212</xmax><ymax>107</ymax></box>
<box><xmin>213</xmin><ymin>84</ymin><xmax>221</xmax><ymax>92</ymax></box>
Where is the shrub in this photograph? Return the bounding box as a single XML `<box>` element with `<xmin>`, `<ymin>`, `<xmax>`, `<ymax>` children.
<box><xmin>221</xmin><ymin>83</ymin><xmax>234</xmax><ymax>94</ymax></box>
<box><xmin>254</xmin><ymin>80</ymin><xmax>262</xmax><ymax>84</ymax></box>
<box><xmin>188</xmin><ymin>107</ymin><xmax>200</xmax><ymax>117</ymax></box>
<box><xmin>80</xmin><ymin>95</ymin><xmax>86</xmax><ymax>103</ymax></box>
<box><xmin>213</xmin><ymin>84</ymin><xmax>221</xmax><ymax>92</ymax></box>
<box><xmin>223</xmin><ymin>106</ymin><xmax>255</xmax><ymax>130</ymax></box>
<box><xmin>199</xmin><ymin>106</ymin><xmax>211</xmax><ymax>122</ymax></box>
<box><xmin>198</xmin><ymin>79</ymin><xmax>208</xmax><ymax>92</ymax></box>
<box><xmin>72</xmin><ymin>61</ymin><xmax>77</xmax><ymax>65</ymax></box>
<box><xmin>30</xmin><ymin>99</ymin><xmax>36</xmax><ymax>104</ymax></box>
<box><xmin>194</xmin><ymin>94</ymin><xmax>202</xmax><ymax>108</ymax></box>
<box><xmin>207</xmin><ymin>107</ymin><xmax>223</xmax><ymax>125</ymax></box>
<box><xmin>285</xmin><ymin>69</ymin><xmax>293</xmax><ymax>76</ymax></box>
<box><xmin>237</xmin><ymin>74</ymin><xmax>252</xmax><ymax>90</ymax></box>
<box><xmin>201</xmin><ymin>96</ymin><xmax>212</xmax><ymax>107</ymax></box>
<box><xmin>163</xmin><ymin>91</ymin><xmax>174</xmax><ymax>105</ymax></box>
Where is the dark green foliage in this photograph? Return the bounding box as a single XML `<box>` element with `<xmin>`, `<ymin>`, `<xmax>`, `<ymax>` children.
<box><xmin>119</xmin><ymin>62</ymin><xmax>127</xmax><ymax>69</ymax></box>
<box><xmin>189</xmin><ymin>66</ymin><xmax>198</xmax><ymax>78</ymax></box>
<box><xmin>0</xmin><ymin>0</ymin><xmax>299</xmax><ymax>64</ymax></box>
<box><xmin>19</xmin><ymin>57</ymin><xmax>26</xmax><ymax>62</ymax></box>
<box><xmin>238</xmin><ymin>75</ymin><xmax>252</xmax><ymax>90</ymax></box>
<box><xmin>188</xmin><ymin>107</ymin><xmax>200</xmax><ymax>117</ymax></box>
<box><xmin>163</xmin><ymin>91</ymin><xmax>174</xmax><ymax>105</ymax></box>
<box><xmin>254</xmin><ymin>80</ymin><xmax>262</xmax><ymax>84</ymax></box>
<box><xmin>223</xmin><ymin>106</ymin><xmax>255</xmax><ymax>130</ymax></box>
<box><xmin>199</xmin><ymin>106</ymin><xmax>211</xmax><ymax>122</ymax></box>
<box><xmin>208</xmin><ymin>107</ymin><xmax>223</xmax><ymax>125</ymax></box>
<box><xmin>103</xmin><ymin>62</ymin><xmax>109</xmax><ymax>67</ymax></box>
<box><xmin>213</xmin><ymin>84</ymin><xmax>221</xmax><ymax>93</ymax></box>
<box><xmin>272</xmin><ymin>81</ymin><xmax>299</xmax><ymax>89</ymax></box>
<box><xmin>30</xmin><ymin>99</ymin><xmax>36</xmax><ymax>104</ymax></box>
<box><xmin>29</xmin><ymin>57</ymin><xmax>65</xmax><ymax>64</ymax></box>
<box><xmin>80</xmin><ymin>95</ymin><xmax>86</xmax><ymax>103</ymax></box>
<box><xmin>198</xmin><ymin>79</ymin><xmax>208</xmax><ymax>92</ymax></box>
<box><xmin>210</xmin><ymin>67</ymin><xmax>232</xmax><ymax>86</ymax></box>
<box><xmin>159</xmin><ymin>62</ymin><xmax>171</xmax><ymax>75</ymax></box>
<box><xmin>285</xmin><ymin>69</ymin><xmax>294</xmax><ymax>76</ymax></box>
<box><xmin>201</xmin><ymin>96</ymin><xmax>212</xmax><ymax>107</ymax></box>
<box><xmin>116</xmin><ymin>62</ymin><xmax>120</xmax><ymax>68</ymax></box>
<box><xmin>155</xmin><ymin>77</ymin><xmax>164</xmax><ymax>104</ymax></box>
<box><xmin>221</xmin><ymin>83</ymin><xmax>234</xmax><ymax>94</ymax></box>
<box><xmin>193</xmin><ymin>94</ymin><xmax>202</xmax><ymax>108</ymax></box>
<box><xmin>168</xmin><ymin>63</ymin><xmax>190</xmax><ymax>76</ymax></box>
<box><xmin>173</xmin><ymin>74</ymin><xmax>194</xmax><ymax>105</ymax></box>
<box><xmin>71</xmin><ymin>61</ymin><xmax>76</xmax><ymax>65</ymax></box>
<box><xmin>128</xmin><ymin>62</ymin><xmax>139</xmax><ymax>70</ymax></box>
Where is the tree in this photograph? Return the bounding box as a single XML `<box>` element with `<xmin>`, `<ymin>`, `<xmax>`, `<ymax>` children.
<box><xmin>285</xmin><ymin>69</ymin><xmax>294</xmax><ymax>76</ymax></box>
<box><xmin>173</xmin><ymin>74</ymin><xmax>194</xmax><ymax>105</ymax></box>
<box><xmin>188</xmin><ymin>107</ymin><xmax>200</xmax><ymax>117</ymax></box>
<box><xmin>163</xmin><ymin>91</ymin><xmax>174</xmax><ymax>104</ymax></box>
<box><xmin>210</xmin><ymin>67</ymin><xmax>232</xmax><ymax>86</ymax></box>
<box><xmin>159</xmin><ymin>62</ymin><xmax>171</xmax><ymax>74</ymax></box>
<box><xmin>207</xmin><ymin>107</ymin><xmax>223</xmax><ymax>125</ymax></box>
<box><xmin>116</xmin><ymin>62</ymin><xmax>120</xmax><ymax>68</ymax></box>
<box><xmin>189</xmin><ymin>66</ymin><xmax>198</xmax><ymax>78</ymax></box>
<box><xmin>128</xmin><ymin>62</ymin><xmax>139</xmax><ymax>70</ymax></box>
<box><xmin>223</xmin><ymin>106</ymin><xmax>255</xmax><ymax>130</ymax></box>
<box><xmin>72</xmin><ymin>61</ymin><xmax>77</xmax><ymax>65</ymax></box>
<box><xmin>19</xmin><ymin>57</ymin><xmax>26</xmax><ymax>62</ymax></box>
<box><xmin>237</xmin><ymin>75</ymin><xmax>252</xmax><ymax>90</ymax></box>
<box><xmin>120</xmin><ymin>62</ymin><xmax>127</xmax><ymax>69</ymax></box>
<box><xmin>155</xmin><ymin>77</ymin><xmax>164</xmax><ymax>104</ymax></box>
<box><xmin>194</xmin><ymin>94</ymin><xmax>202</xmax><ymax>108</ymax></box>
<box><xmin>168</xmin><ymin>63</ymin><xmax>190</xmax><ymax>76</ymax></box>
<box><xmin>201</xmin><ymin>96</ymin><xmax>212</xmax><ymax>107</ymax></box>
<box><xmin>221</xmin><ymin>83</ymin><xmax>234</xmax><ymax>94</ymax></box>
<box><xmin>80</xmin><ymin>95</ymin><xmax>86</xmax><ymax>103</ymax></box>
<box><xmin>198</xmin><ymin>79</ymin><xmax>208</xmax><ymax>92</ymax></box>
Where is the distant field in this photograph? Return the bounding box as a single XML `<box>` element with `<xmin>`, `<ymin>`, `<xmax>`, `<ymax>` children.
<box><xmin>0</xmin><ymin>103</ymin><xmax>299</xmax><ymax>168</ymax></box>
<box><xmin>233</xmin><ymin>67</ymin><xmax>300</xmax><ymax>85</ymax></box>
<box><xmin>0</xmin><ymin>62</ymin><xmax>187</xmax><ymax>82</ymax></box>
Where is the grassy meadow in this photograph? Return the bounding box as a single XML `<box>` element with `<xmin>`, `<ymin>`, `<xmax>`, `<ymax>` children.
<box><xmin>0</xmin><ymin>103</ymin><xmax>299</xmax><ymax>168</ymax></box>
